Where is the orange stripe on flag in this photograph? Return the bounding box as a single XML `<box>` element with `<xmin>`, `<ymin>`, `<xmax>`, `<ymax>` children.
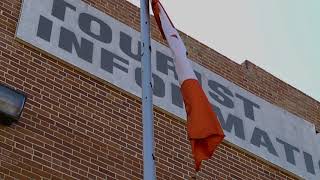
<box><xmin>151</xmin><ymin>0</ymin><xmax>175</xmax><ymax>40</ymax></box>
<box><xmin>181</xmin><ymin>79</ymin><xmax>225</xmax><ymax>171</ymax></box>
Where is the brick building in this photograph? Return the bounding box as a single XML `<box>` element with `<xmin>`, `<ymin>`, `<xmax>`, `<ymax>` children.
<box><xmin>0</xmin><ymin>0</ymin><xmax>319</xmax><ymax>179</ymax></box>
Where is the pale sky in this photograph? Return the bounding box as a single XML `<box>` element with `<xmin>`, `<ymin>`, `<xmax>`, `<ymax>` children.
<box><xmin>126</xmin><ymin>0</ymin><xmax>320</xmax><ymax>101</ymax></box>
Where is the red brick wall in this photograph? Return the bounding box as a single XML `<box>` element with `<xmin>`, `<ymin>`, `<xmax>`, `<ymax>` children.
<box><xmin>0</xmin><ymin>0</ymin><xmax>319</xmax><ymax>179</ymax></box>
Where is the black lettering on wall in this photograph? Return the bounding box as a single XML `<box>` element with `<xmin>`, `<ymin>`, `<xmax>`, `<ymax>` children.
<box><xmin>120</xmin><ymin>31</ymin><xmax>141</xmax><ymax>62</ymax></box>
<box><xmin>276</xmin><ymin>138</ymin><xmax>300</xmax><ymax>165</ymax></box>
<box><xmin>51</xmin><ymin>0</ymin><xmax>76</xmax><ymax>21</ymax></box>
<box><xmin>79</xmin><ymin>13</ymin><xmax>112</xmax><ymax>44</ymax></box>
<box><xmin>156</xmin><ymin>51</ymin><xmax>178</xmax><ymax>80</ymax></box>
<box><xmin>37</xmin><ymin>16</ymin><xmax>53</xmax><ymax>42</ymax></box>
<box><xmin>208</xmin><ymin>80</ymin><xmax>234</xmax><ymax>108</ymax></box>
<box><xmin>236</xmin><ymin>93</ymin><xmax>260</xmax><ymax>121</ymax></box>
<box><xmin>194</xmin><ymin>70</ymin><xmax>202</xmax><ymax>85</ymax></box>
<box><xmin>214</xmin><ymin>105</ymin><xmax>245</xmax><ymax>140</ymax></box>
<box><xmin>135</xmin><ymin>68</ymin><xmax>165</xmax><ymax>98</ymax></box>
<box><xmin>304</xmin><ymin>152</ymin><xmax>316</xmax><ymax>174</ymax></box>
<box><xmin>171</xmin><ymin>83</ymin><xmax>183</xmax><ymax>108</ymax></box>
<box><xmin>250</xmin><ymin>127</ymin><xmax>278</xmax><ymax>156</ymax></box>
<box><xmin>101</xmin><ymin>48</ymin><xmax>129</xmax><ymax>74</ymax></box>
<box><xmin>59</xmin><ymin>27</ymin><xmax>93</xmax><ymax>63</ymax></box>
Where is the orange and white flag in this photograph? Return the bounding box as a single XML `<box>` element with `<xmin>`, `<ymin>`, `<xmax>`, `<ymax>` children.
<box><xmin>151</xmin><ymin>0</ymin><xmax>225</xmax><ymax>171</ymax></box>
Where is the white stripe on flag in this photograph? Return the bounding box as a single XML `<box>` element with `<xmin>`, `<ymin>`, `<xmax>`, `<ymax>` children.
<box><xmin>158</xmin><ymin>5</ymin><xmax>197</xmax><ymax>85</ymax></box>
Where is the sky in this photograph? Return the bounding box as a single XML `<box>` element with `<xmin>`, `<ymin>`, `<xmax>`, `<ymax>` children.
<box><xmin>126</xmin><ymin>0</ymin><xmax>320</xmax><ymax>101</ymax></box>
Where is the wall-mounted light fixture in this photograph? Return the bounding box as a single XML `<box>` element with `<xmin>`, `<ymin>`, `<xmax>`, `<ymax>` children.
<box><xmin>0</xmin><ymin>84</ymin><xmax>26</xmax><ymax>125</ymax></box>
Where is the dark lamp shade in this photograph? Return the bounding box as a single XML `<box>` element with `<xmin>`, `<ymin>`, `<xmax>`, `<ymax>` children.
<box><xmin>0</xmin><ymin>84</ymin><xmax>26</xmax><ymax>125</ymax></box>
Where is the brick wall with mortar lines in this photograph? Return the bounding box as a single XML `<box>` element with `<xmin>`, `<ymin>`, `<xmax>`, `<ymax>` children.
<box><xmin>0</xmin><ymin>0</ymin><xmax>319</xmax><ymax>179</ymax></box>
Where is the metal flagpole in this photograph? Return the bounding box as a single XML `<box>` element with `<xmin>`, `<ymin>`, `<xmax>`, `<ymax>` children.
<box><xmin>140</xmin><ymin>0</ymin><xmax>155</xmax><ymax>179</ymax></box>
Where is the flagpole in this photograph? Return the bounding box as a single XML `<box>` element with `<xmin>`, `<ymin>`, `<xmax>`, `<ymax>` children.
<box><xmin>140</xmin><ymin>0</ymin><xmax>155</xmax><ymax>179</ymax></box>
